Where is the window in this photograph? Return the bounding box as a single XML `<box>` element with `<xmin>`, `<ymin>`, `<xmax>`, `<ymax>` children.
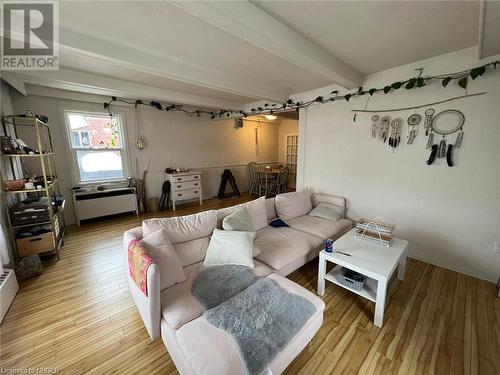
<box><xmin>64</xmin><ymin>112</ymin><xmax>128</xmax><ymax>183</ymax></box>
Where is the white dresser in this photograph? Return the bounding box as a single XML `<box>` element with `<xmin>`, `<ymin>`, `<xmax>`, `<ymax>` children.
<box><xmin>166</xmin><ymin>171</ymin><xmax>202</xmax><ymax>210</ymax></box>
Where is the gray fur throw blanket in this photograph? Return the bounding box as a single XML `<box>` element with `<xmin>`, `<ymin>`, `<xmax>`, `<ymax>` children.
<box><xmin>192</xmin><ymin>265</ymin><xmax>316</xmax><ymax>375</ymax></box>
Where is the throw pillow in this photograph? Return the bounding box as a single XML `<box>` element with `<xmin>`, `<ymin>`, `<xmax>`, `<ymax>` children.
<box><xmin>308</xmin><ymin>202</ymin><xmax>345</xmax><ymax>221</ymax></box>
<box><xmin>139</xmin><ymin>229</ymin><xmax>186</xmax><ymax>290</ymax></box>
<box><xmin>203</xmin><ymin>229</ymin><xmax>255</xmax><ymax>268</ymax></box>
<box><xmin>222</xmin><ymin>207</ymin><xmax>255</xmax><ymax>232</ymax></box>
<box><xmin>269</xmin><ymin>218</ymin><xmax>289</xmax><ymax>228</ymax></box>
<box><xmin>275</xmin><ymin>189</ymin><xmax>313</xmax><ymax>220</ymax></box>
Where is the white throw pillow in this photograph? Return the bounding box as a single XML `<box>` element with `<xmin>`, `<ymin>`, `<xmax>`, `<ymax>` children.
<box><xmin>275</xmin><ymin>190</ymin><xmax>313</xmax><ymax>220</ymax></box>
<box><xmin>142</xmin><ymin>210</ymin><xmax>217</xmax><ymax>242</ymax></box>
<box><xmin>203</xmin><ymin>229</ymin><xmax>255</xmax><ymax>268</ymax></box>
<box><xmin>222</xmin><ymin>207</ymin><xmax>255</xmax><ymax>232</ymax></box>
<box><xmin>308</xmin><ymin>202</ymin><xmax>345</xmax><ymax>221</ymax></box>
<box><xmin>139</xmin><ymin>229</ymin><xmax>186</xmax><ymax>290</ymax></box>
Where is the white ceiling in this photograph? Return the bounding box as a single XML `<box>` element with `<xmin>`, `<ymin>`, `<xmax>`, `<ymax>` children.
<box><xmin>2</xmin><ymin>1</ymin><xmax>490</xmax><ymax>109</ymax></box>
<box><xmin>253</xmin><ymin>0</ymin><xmax>480</xmax><ymax>74</ymax></box>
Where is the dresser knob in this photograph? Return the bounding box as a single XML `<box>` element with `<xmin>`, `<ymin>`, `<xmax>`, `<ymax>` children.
<box><xmin>177</xmin><ymin>185</ymin><xmax>182</xmax><ymax>188</ymax></box>
<box><xmin>194</xmin><ymin>191</ymin><xmax>198</xmax><ymax>194</ymax></box>
<box><xmin>177</xmin><ymin>178</ymin><xmax>182</xmax><ymax>181</ymax></box>
<box><xmin>194</xmin><ymin>183</ymin><xmax>198</xmax><ymax>186</ymax></box>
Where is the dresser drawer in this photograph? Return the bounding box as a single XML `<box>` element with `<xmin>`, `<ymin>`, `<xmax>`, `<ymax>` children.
<box><xmin>170</xmin><ymin>174</ymin><xmax>201</xmax><ymax>183</ymax></box>
<box><xmin>173</xmin><ymin>188</ymin><xmax>201</xmax><ymax>201</ymax></box>
<box><xmin>172</xmin><ymin>180</ymin><xmax>201</xmax><ymax>191</ymax></box>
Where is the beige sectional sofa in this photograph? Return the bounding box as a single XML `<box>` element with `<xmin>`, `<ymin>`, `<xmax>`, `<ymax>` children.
<box><xmin>124</xmin><ymin>192</ymin><xmax>352</xmax><ymax>375</ymax></box>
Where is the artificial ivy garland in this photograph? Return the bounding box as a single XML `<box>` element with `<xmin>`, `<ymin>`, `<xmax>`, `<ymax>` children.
<box><xmin>103</xmin><ymin>60</ymin><xmax>499</xmax><ymax>119</ymax></box>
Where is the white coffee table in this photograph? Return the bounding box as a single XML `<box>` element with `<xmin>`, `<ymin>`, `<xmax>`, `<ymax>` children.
<box><xmin>317</xmin><ymin>228</ymin><xmax>408</xmax><ymax>327</ymax></box>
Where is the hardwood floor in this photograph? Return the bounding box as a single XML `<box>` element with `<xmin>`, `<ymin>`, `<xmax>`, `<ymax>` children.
<box><xmin>1</xmin><ymin>195</ymin><xmax>499</xmax><ymax>374</ymax></box>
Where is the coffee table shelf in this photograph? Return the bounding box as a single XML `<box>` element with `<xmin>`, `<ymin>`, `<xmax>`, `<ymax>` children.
<box><xmin>324</xmin><ymin>265</ymin><xmax>377</xmax><ymax>302</ymax></box>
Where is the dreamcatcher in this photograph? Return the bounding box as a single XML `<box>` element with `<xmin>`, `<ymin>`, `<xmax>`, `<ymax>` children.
<box><xmin>406</xmin><ymin>114</ymin><xmax>421</xmax><ymax>144</ymax></box>
<box><xmin>425</xmin><ymin>109</ymin><xmax>465</xmax><ymax>167</ymax></box>
<box><xmin>388</xmin><ymin>118</ymin><xmax>402</xmax><ymax>149</ymax></box>
<box><xmin>378</xmin><ymin>116</ymin><xmax>390</xmax><ymax>143</ymax></box>
<box><xmin>371</xmin><ymin>115</ymin><xmax>379</xmax><ymax>138</ymax></box>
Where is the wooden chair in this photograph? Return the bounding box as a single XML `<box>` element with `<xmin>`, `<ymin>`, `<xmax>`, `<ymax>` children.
<box><xmin>269</xmin><ymin>166</ymin><xmax>289</xmax><ymax>195</ymax></box>
<box><xmin>247</xmin><ymin>162</ymin><xmax>265</xmax><ymax>196</ymax></box>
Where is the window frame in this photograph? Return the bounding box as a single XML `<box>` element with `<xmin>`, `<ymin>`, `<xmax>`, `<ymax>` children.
<box><xmin>63</xmin><ymin>110</ymin><xmax>130</xmax><ymax>185</ymax></box>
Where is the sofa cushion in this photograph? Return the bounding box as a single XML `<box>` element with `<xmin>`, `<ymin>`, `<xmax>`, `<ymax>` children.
<box><xmin>172</xmin><ymin>237</ymin><xmax>210</xmax><ymax>267</ymax></box>
<box><xmin>275</xmin><ymin>190</ymin><xmax>312</xmax><ymax>220</ymax></box>
<box><xmin>161</xmin><ymin>260</ymin><xmax>273</xmax><ymax>330</ymax></box>
<box><xmin>172</xmin><ymin>273</ymin><xmax>324</xmax><ymax>375</ymax></box>
<box><xmin>265</xmin><ymin>197</ymin><xmax>277</xmax><ymax>221</ymax></box>
<box><xmin>139</xmin><ymin>229</ymin><xmax>186</xmax><ymax>290</ymax></box>
<box><xmin>217</xmin><ymin>197</ymin><xmax>267</xmax><ymax>231</ymax></box>
<box><xmin>286</xmin><ymin>216</ymin><xmax>353</xmax><ymax>240</ymax></box>
<box><xmin>222</xmin><ymin>207</ymin><xmax>255</xmax><ymax>232</ymax></box>
<box><xmin>308</xmin><ymin>202</ymin><xmax>345</xmax><ymax>221</ymax></box>
<box><xmin>311</xmin><ymin>193</ymin><xmax>346</xmax><ymax>209</ymax></box>
<box><xmin>255</xmin><ymin>226</ymin><xmax>322</xmax><ymax>273</ymax></box>
<box><xmin>203</xmin><ymin>229</ymin><xmax>255</xmax><ymax>268</ymax></box>
<box><xmin>142</xmin><ymin>210</ymin><xmax>217</xmax><ymax>242</ymax></box>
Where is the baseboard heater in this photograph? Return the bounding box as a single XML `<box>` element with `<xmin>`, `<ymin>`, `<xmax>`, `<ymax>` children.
<box><xmin>73</xmin><ymin>187</ymin><xmax>138</xmax><ymax>225</ymax></box>
<box><xmin>0</xmin><ymin>269</ymin><xmax>19</xmax><ymax>324</ymax></box>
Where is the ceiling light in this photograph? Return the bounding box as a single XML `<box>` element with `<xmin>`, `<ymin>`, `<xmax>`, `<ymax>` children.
<box><xmin>265</xmin><ymin>115</ymin><xmax>277</xmax><ymax>120</ymax></box>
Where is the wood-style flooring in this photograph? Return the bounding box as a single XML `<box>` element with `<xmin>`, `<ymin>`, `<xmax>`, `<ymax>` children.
<box><xmin>0</xmin><ymin>195</ymin><xmax>499</xmax><ymax>374</ymax></box>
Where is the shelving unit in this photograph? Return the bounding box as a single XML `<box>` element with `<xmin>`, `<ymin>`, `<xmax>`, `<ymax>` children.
<box><xmin>1</xmin><ymin>115</ymin><xmax>65</xmax><ymax>260</ymax></box>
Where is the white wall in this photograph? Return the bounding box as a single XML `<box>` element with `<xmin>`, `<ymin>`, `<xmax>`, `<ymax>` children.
<box><xmin>294</xmin><ymin>47</ymin><xmax>500</xmax><ymax>283</ymax></box>
<box><xmin>10</xmin><ymin>91</ymin><xmax>279</xmax><ymax>225</ymax></box>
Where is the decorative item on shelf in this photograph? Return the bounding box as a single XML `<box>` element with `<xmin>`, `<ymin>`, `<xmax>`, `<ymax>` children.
<box><xmin>388</xmin><ymin>118</ymin><xmax>402</xmax><ymax>149</ymax></box>
<box><xmin>354</xmin><ymin>217</ymin><xmax>394</xmax><ymax>247</ymax></box>
<box><xmin>406</xmin><ymin>113</ymin><xmax>421</xmax><ymax>144</ymax></box>
<box><xmin>378</xmin><ymin>116</ymin><xmax>390</xmax><ymax>143</ymax></box>
<box><xmin>371</xmin><ymin>115</ymin><xmax>379</xmax><ymax>138</ymax></box>
<box><xmin>3</xmin><ymin>179</ymin><xmax>26</xmax><ymax>191</ymax></box>
<box><xmin>426</xmin><ymin>109</ymin><xmax>465</xmax><ymax>167</ymax></box>
<box><xmin>13</xmin><ymin>138</ymin><xmax>35</xmax><ymax>154</ymax></box>
<box><xmin>1</xmin><ymin>136</ymin><xmax>16</xmax><ymax>154</ymax></box>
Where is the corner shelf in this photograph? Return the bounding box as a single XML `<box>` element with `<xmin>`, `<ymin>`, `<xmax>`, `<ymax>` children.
<box><xmin>1</xmin><ymin>115</ymin><xmax>65</xmax><ymax>262</ymax></box>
